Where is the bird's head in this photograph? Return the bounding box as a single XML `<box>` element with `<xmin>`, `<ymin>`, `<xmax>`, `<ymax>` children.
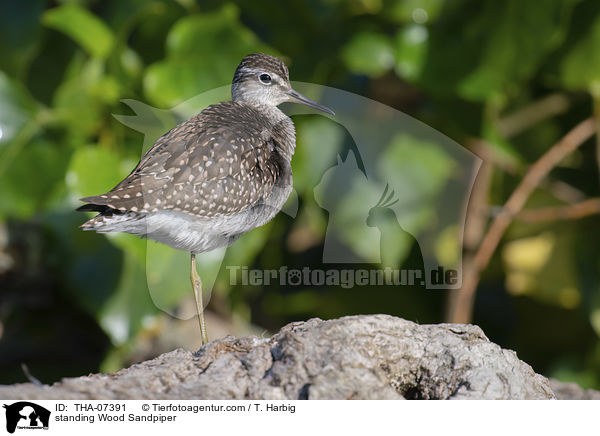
<box><xmin>231</xmin><ymin>53</ymin><xmax>334</xmax><ymax>115</ymax></box>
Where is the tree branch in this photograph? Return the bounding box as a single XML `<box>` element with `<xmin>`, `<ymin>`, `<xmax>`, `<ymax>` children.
<box><xmin>495</xmin><ymin>93</ymin><xmax>570</xmax><ymax>138</ymax></box>
<box><xmin>516</xmin><ymin>198</ymin><xmax>600</xmax><ymax>222</ymax></box>
<box><xmin>449</xmin><ymin>117</ymin><xmax>597</xmax><ymax>324</ymax></box>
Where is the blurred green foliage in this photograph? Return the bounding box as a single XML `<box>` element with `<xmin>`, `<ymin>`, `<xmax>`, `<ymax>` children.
<box><xmin>1</xmin><ymin>0</ymin><xmax>600</xmax><ymax>390</ymax></box>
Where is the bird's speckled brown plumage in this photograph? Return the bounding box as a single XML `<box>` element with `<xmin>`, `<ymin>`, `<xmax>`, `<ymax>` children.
<box><xmin>80</xmin><ymin>102</ymin><xmax>294</xmax><ymax>218</ymax></box>
<box><xmin>78</xmin><ymin>53</ymin><xmax>332</xmax><ymax>255</ymax></box>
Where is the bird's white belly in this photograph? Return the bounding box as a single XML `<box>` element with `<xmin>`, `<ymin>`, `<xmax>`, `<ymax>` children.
<box><xmin>144</xmin><ymin>183</ymin><xmax>292</xmax><ymax>253</ymax></box>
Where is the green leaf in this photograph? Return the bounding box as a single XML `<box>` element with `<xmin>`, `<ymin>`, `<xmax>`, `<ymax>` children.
<box><xmin>144</xmin><ymin>4</ymin><xmax>273</xmax><ymax>107</ymax></box>
<box><xmin>43</xmin><ymin>4</ymin><xmax>115</xmax><ymax>59</ymax></box>
<box><xmin>294</xmin><ymin>118</ymin><xmax>344</xmax><ymax>193</ymax></box>
<box><xmin>0</xmin><ymin>140</ymin><xmax>69</xmax><ymax>218</ymax></box>
<box><xmin>380</xmin><ymin>134</ymin><xmax>455</xmax><ymax>201</ymax></box>
<box><xmin>394</xmin><ymin>25</ymin><xmax>428</xmax><ymax>81</ymax></box>
<box><xmin>342</xmin><ymin>32</ymin><xmax>395</xmax><ymax>77</ymax></box>
<box><xmin>113</xmin><ymin>100</ymin><xmax>179</xmax><ymax>149</ymax></box>
<box><xmin>53</xmin><ymin>57</ymin><xmax>109</xmax><ymax>138</ymax></box>
<box><xmin>459</xmin><ymin>1</ymin><xmax>570</xmax><ymax>100</ymax></box>
<box><xmin>560</xmin><ymin>15</ymin><xmax>600</xmax><ymax>91</ymax></box>
<box><xmin>0</xmin><ymin>0</ymin><xmax>45</xmax><ymax>75</ymax></box>
<box><xmin>67</xmin><ymin>146</ymin><xmax>123</xmax><ymax>198</ymax></box>
<box><xmin>502</xmin><ymin>231</ymin><xmax>581</xmax><ymax>309</ymax></box>
<box><xmin>419</xmin><ymin>0</ymin><xmax>573</xmax><ymax>100</ymax></box>
<box><xmin>385</xmin><ymin>0</ymin><xmax>445</xmax><ymax>24</ymax></box>
<box><xmin>0</xmin><ymin>71</ymin><xmax>36</xmax><ymax>146</ymax></box>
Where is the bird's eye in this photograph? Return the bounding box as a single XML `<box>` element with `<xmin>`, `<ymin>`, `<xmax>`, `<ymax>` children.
<box><xmin>258</xmin><ymin>73</ymin><xmax>272</xmax><ymax>85</ymax></box>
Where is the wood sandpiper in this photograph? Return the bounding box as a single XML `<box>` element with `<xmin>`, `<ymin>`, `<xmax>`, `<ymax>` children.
<box><xmin>78</xmin><ymin>53</ymin><xmax>334</xmax><ymax>345</ymax></box>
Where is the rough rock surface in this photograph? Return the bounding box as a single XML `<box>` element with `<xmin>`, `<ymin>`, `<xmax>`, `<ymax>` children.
<box><xmin>0</xmin><ymin>315</ymin><xmax>556</xmax><ymax>400</ymax></box>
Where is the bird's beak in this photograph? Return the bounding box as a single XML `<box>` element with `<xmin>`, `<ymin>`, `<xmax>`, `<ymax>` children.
<box><xmin>287</xmin><ymin>89</ymin><xmax>335</xmax><ymax>116</ymax></box>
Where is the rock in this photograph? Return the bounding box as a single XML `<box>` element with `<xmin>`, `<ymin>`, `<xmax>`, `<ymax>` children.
<box><xmin>550</xmin><ymin>379</ymin><xmax>600</xmax><ymax>400</ymax></box>
<box><xmin>0</xmin><ymin>315</ymin><xmax>555</xmax><ymax>400</ymax></box>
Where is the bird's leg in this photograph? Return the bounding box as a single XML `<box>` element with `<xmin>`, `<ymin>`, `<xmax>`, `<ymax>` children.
<box><xmin>190</xmin><ymin>253</ymin><xmax>209</xmax><ymax>345</ymax></box>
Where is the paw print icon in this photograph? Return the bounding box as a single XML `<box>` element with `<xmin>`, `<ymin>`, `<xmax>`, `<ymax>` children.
<box><xmin>287</xmin><ymin>269</ymin><xmax>302</xmax><ymax>286</ymax></box>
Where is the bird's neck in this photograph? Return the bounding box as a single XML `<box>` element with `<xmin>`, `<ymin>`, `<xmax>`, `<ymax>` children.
<box><xmin>270</xmin><ymin>110</ymin><xmax>296</xmax><ymax>162</ymax></box>
<box><xmin>252</xmin><ymin>103</ymin><xmax>296</xmax><ymax>161</ymax></box>
<box><xmin>230</xmin><ymin>100</ymin><xmax>296</xmax><ymax>161</ymax></box>
<box><xmin>238</xmin><ymin>100</ymin><xmax>288</xmax><ymax>121</ymax></box>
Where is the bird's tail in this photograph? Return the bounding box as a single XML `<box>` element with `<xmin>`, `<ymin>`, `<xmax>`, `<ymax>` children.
<box><xmin>78</xmin><ymin>204</ymin><xmax>145</xmax><ymax>234</ymax></box>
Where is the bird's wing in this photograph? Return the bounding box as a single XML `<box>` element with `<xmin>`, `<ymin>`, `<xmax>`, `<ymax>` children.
<box><xmin>80</xmin><ymin>103</ymin><xmax>284</xmax><ymax>217</ymax></box>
